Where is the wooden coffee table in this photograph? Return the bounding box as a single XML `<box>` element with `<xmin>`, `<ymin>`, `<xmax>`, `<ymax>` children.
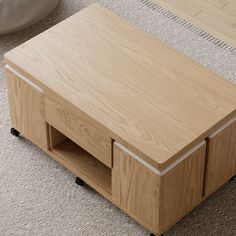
<box><xmin>4</xmin><ymin>4</ymin><xmax>236</xmax><ymax>236</ymax></box>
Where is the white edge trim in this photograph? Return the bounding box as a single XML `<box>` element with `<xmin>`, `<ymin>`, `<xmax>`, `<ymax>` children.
<box><xmin>209</xmin><ymin>116</ymin><xmax>236</xmax><ymax>138</ymax></box>
<box><xmin>114</xmin><ymin>140</ymin><xmax>206</xmax><ymax>176</ymax></box>
<box><xmin>6</xmin><ymin>64</ymin><xmax>43</xmax><ymax>93</ymax></box>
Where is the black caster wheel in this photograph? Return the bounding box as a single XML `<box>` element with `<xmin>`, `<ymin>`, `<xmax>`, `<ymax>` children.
<box><xmin>230</xmin><ymin>175</ymin><xmax>236</xmax><ymax>181</ymax></box>
<box><xmin>10</xmin><ymin>128</ymin><xmax>20</xmax><ymax>137</ymax></box>
<box><xmin>75</xmin><ymin>177</ymin><xmax>85</xmax><ymax>186</ymax></box>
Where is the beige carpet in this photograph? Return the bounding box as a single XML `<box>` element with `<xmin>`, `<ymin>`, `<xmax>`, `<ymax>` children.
<box><xmin>0</xmin><ymin>0</ymin><xmax>236</xmax><ymax>235</ymax></box>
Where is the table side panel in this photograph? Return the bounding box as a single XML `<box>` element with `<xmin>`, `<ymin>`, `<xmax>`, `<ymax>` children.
<box><xmin>204</xmin><ymin>120</ymin><xmax>236</xmax><ymax>196</ymax></box>
<box><xmin>112</xmin><ymin>142</ymin><xmax>206</xmax><ymax>234</ymax></box>
<box><xmin>159</xmin><ymin>143</ymin><xmax>206</xmax><ymax>233</ymax></box>
<box><xmin>112</xmin><ymin>144</ymin><xmax>161</xmax><ymax>233</ymax></box>
<box><xmin>6</xmin><ymin>69</ymin><xmax>48</xmax><ymax>150</ymax></box>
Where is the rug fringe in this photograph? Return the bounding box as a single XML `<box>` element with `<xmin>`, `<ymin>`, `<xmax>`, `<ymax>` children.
<box><xmin>139</xmin><ymin>0</ymin><xmax>236</xmax><ymax>54</ymax></box>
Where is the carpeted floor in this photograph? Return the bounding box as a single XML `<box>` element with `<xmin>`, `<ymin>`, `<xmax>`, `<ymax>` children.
<box><xmin>0</xmin><ymin>0</ymin><xmax>236</xmax><ymax>236</ymax></box>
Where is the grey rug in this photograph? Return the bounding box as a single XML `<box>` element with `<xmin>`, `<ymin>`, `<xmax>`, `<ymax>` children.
<box><xmin>0</xmin><ymin>0</ymin><xmax>236</xmax><ymax>236</ymax></box>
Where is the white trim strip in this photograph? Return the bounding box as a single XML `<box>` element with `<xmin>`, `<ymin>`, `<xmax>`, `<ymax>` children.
<box><xmin>114</xmin><ymin>140</ymin><xmax>206</xmax><ymax>176</ymax></box>
<box><xmin>6</xmin><ymin>64</ymin><xmax>43</xmax><ymax>93</ymax></box>
<box><xmin>209</xmin><ymin>116</ymin><xmax>236</xmax><ymax>139</ymax></box>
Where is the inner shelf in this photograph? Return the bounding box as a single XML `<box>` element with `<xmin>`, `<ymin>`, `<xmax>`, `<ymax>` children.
<box><xmin>48</xmin><ymin>125</ymin><xmax>112</xmax><ymax>197</ymax></box>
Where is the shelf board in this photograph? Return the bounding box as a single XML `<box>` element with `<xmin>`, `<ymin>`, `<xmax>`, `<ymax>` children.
<box><xmin>50</xmin><ymin>139</ymin><xmax>112</xmax><ymax>198</ymax></box>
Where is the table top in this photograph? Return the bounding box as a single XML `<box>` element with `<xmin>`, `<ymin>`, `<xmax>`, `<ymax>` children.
<box><xmin>5</xmin><ymin>4</ymin><xmax>236</xmax><ymax>169</ymax></box>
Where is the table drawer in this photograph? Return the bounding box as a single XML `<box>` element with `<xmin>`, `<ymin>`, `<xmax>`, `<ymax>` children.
<box><xmin>45</xmin><ymin>97</ymin><xmax>112</xmax><ymax>168</ymax></box>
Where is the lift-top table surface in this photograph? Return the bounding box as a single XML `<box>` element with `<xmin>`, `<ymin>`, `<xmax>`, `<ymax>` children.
<box><xmin>5</xmin><ymin>4</ymin><xmax>236</xmax><ymax>169</ymax></box>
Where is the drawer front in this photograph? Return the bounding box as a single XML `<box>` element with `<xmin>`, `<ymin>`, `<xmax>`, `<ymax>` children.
<box><xmin>204</xmin><ymin>118</ymin><xmax>236</xmax><ymax>196</ymax></box>
<box><xmin>45</xmin><ymin>97</ymin><xmax>112</xmax><ymax>167</ymax></box>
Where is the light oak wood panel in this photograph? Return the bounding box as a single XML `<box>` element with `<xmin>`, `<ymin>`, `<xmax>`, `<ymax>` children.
<box><xmin>158</xmin><ymin>142</ymin><xmax>206</xmax><ymax>233</ymax></box>
<box><xmin>112</xmin><ymin>144</ymin><xmax>161</xmax><ymax>233</ymax></box>
<box><xmin>112</xmin><ymin>142</ymin><xmax>206</xmax><ymax>234</ymax></box>
<box><xmin>187</xmin><ymin>0</ymin><xmax>236</xmax><ymax>25</ymax></box>
<box><xmin>204</xmin><ymin>120</ymin><xmax>236</xmax><ymax>196</ymax></box>
<box><xmin>222</xmin><ymin>3</ymin><xmax>236</xmax><ymax>17</ymax></box>
<box><xmin>194</xmin><ymin>12</ymin><xmax>236</xmax><ymax>40</ymax></box>
<box><xmin>161</xmin><ymin>0</ymin><xmax>201</xmax><ymax>16</ymax></box>
<box><xmin>4</xmin><ymin>4</ymin><xmax>236</xmax><ymax>170</ymax></box>
<box><xmin>206</xmin><ymin>0</ymin><xmax>227</xmax><ymax>8</ymax></box>
<box><xmin>152</xmin><ymin>0</ymin><xmax>236</xmax><ymax>48</ymax></box>
<box><xmin>6</xmin><ymin>69</ymin><xmax>48</xmax><ymax>150</ymax></box>
<box><xmin>49</xmin><ymin>125</ymin><xmax>67</xmax><ymax>149</ymax></box>
<box><xmin>45</xmin><ymin>96</ymin><xmax>112</xmax><ymax>168</ymax></box>
<box><xmin>227</xmin><ymin>0</ymin><xmax>236</xmax><ymax>6</ymax></box>
<box><xmin>48</xmin><ymin>126</ymin><xmax>112</xmax><ymax>198</ymax></box>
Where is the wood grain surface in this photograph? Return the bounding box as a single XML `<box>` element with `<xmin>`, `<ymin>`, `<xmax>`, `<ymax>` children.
<box><xmin>6</xmin><ymin>69</ymin><xmax>48</xmax><ymax>149</ymax></box>
<box><xmin>112</xmin><ymin>142</ymin><xmax>206</xmax><ymax>234</ymax></box>
<box><xmin>112</xmin><ymin>144</ymin><xmax>161</xmax><ymax>233</ymax></box>
<box><xmin>159</xmin><ymin>142</ymin><xmax>206</xmax><ymax>233</ymax></box>
<box><xmin>152</xmin><ymin>0</ymin><xmax>236</xmax><ymax>48</ymax></box>
<box><xmin>45</xmin><ymin>96</ymin><xmax>112</xmax><ymax>168</ymax></box>
<box><xmin>49</xmin><ymin>127</ymin><xmax>112</xmax><ymax>198</ymax></box>
<box><xmin>4</xmin><ymin>4</ymin><xmax>236</xmax><ymax>169</ymax></box>
<box><xmin>204</xmin><ymin>121</ymin><xmax>236</xmax><ymax>196</ymax></box>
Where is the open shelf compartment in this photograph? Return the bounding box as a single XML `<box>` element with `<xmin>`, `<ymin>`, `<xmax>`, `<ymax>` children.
<box><xmin>48</xmin><ymin>125</ymin><xmax>112</xmax><ymax>199</ymax></box>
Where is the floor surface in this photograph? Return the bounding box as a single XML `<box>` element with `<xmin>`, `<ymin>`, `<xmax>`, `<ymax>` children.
<box><xmin>152</xmin><ymin>0</ymin><xmax>236</xmax><ymax>48</ymax></box>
